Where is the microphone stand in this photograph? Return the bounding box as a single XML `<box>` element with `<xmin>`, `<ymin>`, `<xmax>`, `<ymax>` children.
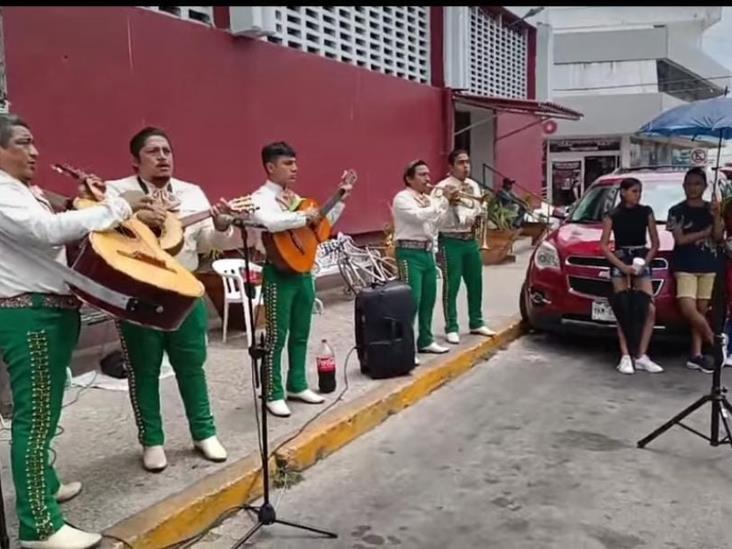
<box><xmin>231</xmin><ymin>220</ymin><xmax>337</xmax><ymax>547</ymax></box>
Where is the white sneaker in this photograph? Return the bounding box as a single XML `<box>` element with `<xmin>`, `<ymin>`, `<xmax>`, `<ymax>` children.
<box><xmin>20</xmin><ymin>524</ymin><xmax>101</xmax><ymax>549</ymax></box>
<box><xmin>142</xmin><ymin>445</ymin><xmax>167</xmax><ymax>473</ymax></box>
<box><xmin>446</xmin><ymin>332</ymin><xmax>460</xmax><ymax>345</ymax></box>
<box><xmin>55</xmin><ymin>481</ymin><xmax>82</xmax><ymax>503</ymax></box>
<box><xmin>616</xmin><ymin>355</ymin><xmax>634</xmax><ymax>375</ymax></box>
<box><xmin>287</xmin><ymin>388</ymin><xmax>326</xmax><ymax>404</ymax></box>
<box><xmin>418</xmin><ymin>342</ymin><xmax>450</xmax><ymax>354</ymax></box>
<box><xmin>470</xmin><ymin>326</ymin><xmax>496</xmax><ymax>337</ymax></box>
<box><xmin>414</xmin><ymin>356</ymin><xmax>421</xmax><ymax>366</ymax></box>
<box><xmin>194</xmin><ymin>436</ymin><xmax>228</xmax><ymax>462</ymax></box>
<box><xmin>266</xmin><ymin>399</ymin><xmax>291</xmax><ymax>417</ymax></box>
<box><xmin>634</xmin><ymin>355</ymin><xmax>664</xmax><ymax>373</ymax></box>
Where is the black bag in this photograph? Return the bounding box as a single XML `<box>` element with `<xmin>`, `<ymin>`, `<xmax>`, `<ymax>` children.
<box><xmin>355</xmin><ymin>280</ymin><xmax>416</xmax><ymax>379</ymax></box>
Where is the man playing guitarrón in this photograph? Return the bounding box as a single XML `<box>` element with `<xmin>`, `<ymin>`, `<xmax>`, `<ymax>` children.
<box><xmin>249</xmin><ymin>141</ymin><xmax>354</xmax><ymax>418</ymax></box>
<box><xmin>433</xmin><ymin>149</ymin><xmax>495</xmax><ymax>344</ymax></box>
<box><xmin>0</xmin><ymin>114</ymin><xmax>153</xmax><ymax>549</ymax></box>
<box><xmin>105</xmin><ymin>127</ymin><xmax>240</xmax><ymax>473</ymax></box>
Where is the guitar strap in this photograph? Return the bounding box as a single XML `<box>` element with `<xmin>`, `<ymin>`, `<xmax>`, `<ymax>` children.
<box><xmin>0</xmin><ymin>227</ymin><xmax>137</xmax><ymax>312</ymax></box>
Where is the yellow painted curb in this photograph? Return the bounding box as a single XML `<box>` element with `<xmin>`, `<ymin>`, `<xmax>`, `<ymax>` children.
<box><xmin>102</xmin><ymin>316</ymin><xmax>525</xmax><ymax>548</ymax></box>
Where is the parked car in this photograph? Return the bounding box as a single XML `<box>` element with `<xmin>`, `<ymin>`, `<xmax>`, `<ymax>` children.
<box><xmin>520</xmin><ymin>165</ymin><xmax>732</xmax><ymax>338</ymax></box>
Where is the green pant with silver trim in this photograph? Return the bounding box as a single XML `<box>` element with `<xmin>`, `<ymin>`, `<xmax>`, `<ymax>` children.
<box><xmin>0</xmin><ymin>299</ymin><xmax>79</xmax><ymax>541</ymax></box>
<box><xmin>437</xmin><ymin>235</ymin><xmax>484</xmax><ymax>334</ymax></box>
<box><xmin>262</xmin><ymin>264</ymin><xmax>315</xmax><ymax>402</ymax></box>
<box><xmin>395</xmin><ymin>247</ymin><xmax>437</xmax><ymax>350</ymax></box>
<box><xmin>118</xmin><ymin>298</ymin><xmax>216</xmax><ymax>447</ymax></box>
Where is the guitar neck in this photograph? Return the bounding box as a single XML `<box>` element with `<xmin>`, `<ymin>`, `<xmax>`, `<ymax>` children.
<box><xmin>178</xmin><ymin>210</ymin><xmax>212</xmax><ymax>228</ymax></box>
<box><xmin>319</xmin><ymin>189</ymin><xmax>346</xmax><ymax>219</ymax></box>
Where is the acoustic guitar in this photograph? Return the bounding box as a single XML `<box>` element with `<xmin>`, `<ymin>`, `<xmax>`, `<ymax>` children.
<box><xmin>262</xmin><ymin>169</ymin><xmax>357</xmax><ymax>274</ymax></box>
<box><xmin>53</xmin><ymin>163</ymin><xmax>257</xmax><ymax>256</ymax></box>
<box><xmin>50</xmin><ymin>164</ymin><xmax>252</xmax><ymax>330</ymax></box>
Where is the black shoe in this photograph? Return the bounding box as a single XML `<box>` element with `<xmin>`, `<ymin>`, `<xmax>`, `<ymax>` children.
<box><xmin>686</xmin><ymin>355</ymin><xmax>714</xmax><ymax>374</ymax></box>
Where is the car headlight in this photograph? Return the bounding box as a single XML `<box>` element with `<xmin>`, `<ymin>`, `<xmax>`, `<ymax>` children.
<box><xmin>534</xmin><ymin>241</ymin><xmax>561</xmax><ymax>271</ymax></box>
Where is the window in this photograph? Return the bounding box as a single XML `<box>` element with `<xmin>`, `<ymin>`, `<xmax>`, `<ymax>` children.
<box><xmin>265</xmin><ymin>6</ymin><xmax>430</xmax><ymax>84</ymax></box>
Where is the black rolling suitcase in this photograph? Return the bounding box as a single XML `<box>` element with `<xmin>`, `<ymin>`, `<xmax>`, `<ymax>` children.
<box><xmin>355</xmin><ymin>280</ymin><xmax>416</xmax><ymax>379</ymax></box>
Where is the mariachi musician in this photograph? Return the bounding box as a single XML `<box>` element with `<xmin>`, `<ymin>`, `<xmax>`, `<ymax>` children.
<box><xmin>392</xmin><ymin>159</ymin><xmax>454</xmax><ymax>364</ymax></box>
<box><xmin>104</xmin><ymin>127</ymin><xmax>241</xmax><ymax>473</ymax></box>
<box><xmin>432</xmin><ymin>149</ymin><xmax>496</xmax><ymax>345</ymax></box>
<box><xmin>0</xmin><ymin>114</ymin><xmax>154</xmax><ymax>549</ymax></box>
<box><xmin>247</xmin><ymin>141</ymin><xmax>354</xmax><ymax>418</ymax></box>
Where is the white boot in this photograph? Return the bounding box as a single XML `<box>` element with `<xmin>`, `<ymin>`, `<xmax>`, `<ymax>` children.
<box><xmin>142</xmin><ymin>445</ymin><xmax>167</xmax><ymax>473</ymax></box>
<box><xmin>414</xmin><ymin>355</ymin><xmax>421</xmax><ymax>366</ymax></box>
<box><xmin>446</xmin><ymin>332</ymin><xmax>460</xmax><ymax>345</ymax></box>
<box><xmin>20</xmin><ymin>524</ymin><xmax>101</xmax><ymax>549</ymax></box>
<box><xmin>194</xmin><ymin>436</ymin><xmax>228</xmax><ymax>462</ymax></box>
<box><xmin>266</xmin><ymin>399</ymin><xmax>291</xmax><ymax>417</ymax></box>
<box><xmin>287</xmin><ymin>389</ymin><xmax>325</xmax><ymax>404</ymax></box>
<box><xmin>418</xmin><ymin>342</ymin><xmax>449</xmax><ymax>354</ymax></box>
<box><xmin>471</xmin><ymin>326</ymin><xmax>496</xmax><ymax>337</ymax></box>
<box><xmin>55</xmin><ymin>481</ymin><xmax>82</xmax><ymax>503</ymax></box>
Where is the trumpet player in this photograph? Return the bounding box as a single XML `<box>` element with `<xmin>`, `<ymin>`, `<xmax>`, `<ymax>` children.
<box><xmin>392</xmin><ymin>160</ymin><xmax>454</xmax><ymax>363</ymax></box>
<box><xmin>432</xmin><ymin>149</ymin><xmax>496</xmax><ymax>344</ymax></box>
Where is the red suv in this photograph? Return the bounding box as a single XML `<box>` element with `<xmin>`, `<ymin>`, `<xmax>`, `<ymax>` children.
<box><xmin>521</xmin><ymin>166</ymin><xmax>731</xmax><ymax>338</ymax></box>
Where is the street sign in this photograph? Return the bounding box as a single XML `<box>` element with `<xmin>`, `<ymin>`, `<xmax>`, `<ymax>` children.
<box><xmin>691</xmin><ymin>148</ymin><xmax>708</xmax><ymax>165</ymax></box>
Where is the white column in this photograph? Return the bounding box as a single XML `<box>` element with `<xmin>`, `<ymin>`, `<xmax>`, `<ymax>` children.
<box><xmin>443</xmin><ymin>6</ymin><xmax>471</xmax><ymax>90</ymax></box>
<box><xmin>535</xmin><ymin>22</ymin><xmax>553</xmax><ymax>102</ymax></box>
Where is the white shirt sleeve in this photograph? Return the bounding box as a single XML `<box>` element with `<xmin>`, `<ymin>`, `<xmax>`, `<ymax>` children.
<box><xmin>393</xmin><ymin>192</ymin><xmax>448</xmax><ymax>224</ymax></box>
<box><xmin>325</xmin><ymin>200</ymin><xmax>345</xmax><ymax>226</ymax></box>
<box><xmin>250</xmin><ymin>192</ymin><xmax>308</xmax><ymax>233</ymax></box>
<box><xmin>0</xmin><ymin>185</ymin><xmax>132</xmax><ymax>247</ymax></box>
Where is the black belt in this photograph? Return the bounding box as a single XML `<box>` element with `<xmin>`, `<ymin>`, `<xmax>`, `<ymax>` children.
<box><xmin>396</xmin><ymin>239</ymin><xmax>433</xmax><ymax>252</ymax></box>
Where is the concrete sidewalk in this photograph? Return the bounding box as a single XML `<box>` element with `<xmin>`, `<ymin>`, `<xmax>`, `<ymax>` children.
<box><xmin>0</xmin><ymin>238</ymin><xmax>533</xmax><ymax>547</ymax></box>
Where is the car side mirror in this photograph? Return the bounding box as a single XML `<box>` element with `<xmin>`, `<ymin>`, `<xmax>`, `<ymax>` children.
<box><xmin>551</xmin><ymin>206</ymin><xmax>567</xmax><ymax>220</ymax></box>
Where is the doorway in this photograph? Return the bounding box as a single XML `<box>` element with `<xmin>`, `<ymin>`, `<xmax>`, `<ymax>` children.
<box><xmin>584</xmin><ymin>156</ymin><xmax>619</xmax><ymax>191</ymax></box>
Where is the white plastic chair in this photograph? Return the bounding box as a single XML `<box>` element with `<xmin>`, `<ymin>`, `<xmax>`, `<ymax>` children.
<box><xmin>211</xmin><ymin>259</ymin><xmax>264</xmax><ymax>346</ymax></box>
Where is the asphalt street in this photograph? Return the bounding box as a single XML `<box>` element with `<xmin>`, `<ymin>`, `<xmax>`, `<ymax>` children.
<box><xmin>197</xmin><ymin>333</ymin><xmax>732</xmax><ymax>549</ymax></box>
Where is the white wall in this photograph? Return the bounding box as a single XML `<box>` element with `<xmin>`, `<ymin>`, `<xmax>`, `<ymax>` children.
<box><xmin>553</xmin><ymin>60</ymin><xmax>659</xmax><ymax>96</ymax></box>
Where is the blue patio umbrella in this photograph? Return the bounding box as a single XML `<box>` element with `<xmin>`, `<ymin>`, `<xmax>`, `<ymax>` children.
<box><xmin>639</xmin><ymin>96</ymin><xmax>732</xmax><ymax>142</ymax></box>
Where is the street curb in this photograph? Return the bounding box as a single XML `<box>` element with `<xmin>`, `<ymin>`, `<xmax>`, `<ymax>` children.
<box><xmin>102</xmin><ymin>317</ymin><xmax>526</xmax><ymax>548</ymax></box>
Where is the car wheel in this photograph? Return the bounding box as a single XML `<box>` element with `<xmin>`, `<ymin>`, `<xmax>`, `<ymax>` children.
<box><xmin>519</xmin><ymin>282</ymin><xmax>529</xmax><ymax>324</ymax></box>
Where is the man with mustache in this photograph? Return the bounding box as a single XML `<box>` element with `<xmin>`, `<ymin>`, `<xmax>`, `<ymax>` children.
<box><xmin>105</xmin><ymin>127</ymin><xmax>241</xmax><ymax>473</ymax></box>
<box><xmin>0</xmin><ymin>114</ymin><xmax>153</xmax><ymax>549</ymax></box>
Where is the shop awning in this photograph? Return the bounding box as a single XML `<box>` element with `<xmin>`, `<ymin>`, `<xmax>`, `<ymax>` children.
<box><xmin>453</xmin><ymin>91</ymin><xmax>583</xmax><ymax>121</ymax></box>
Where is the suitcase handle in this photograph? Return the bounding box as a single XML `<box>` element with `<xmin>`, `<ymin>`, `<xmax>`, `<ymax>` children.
<box><xmin>384</xmin><ymin>316</ymin><xmax>403</xmax><ymax>342</ymax></box>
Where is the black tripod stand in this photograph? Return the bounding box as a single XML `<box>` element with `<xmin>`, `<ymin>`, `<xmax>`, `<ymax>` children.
<box><xmin>231</xmin><ymin>222</ymin><xmax>337</xmax><ymax>547</ymax></box>
<box><xmin>638</xmin><ymin>238</ymin><xmax>732</xmax><ymax>449</ymax></box>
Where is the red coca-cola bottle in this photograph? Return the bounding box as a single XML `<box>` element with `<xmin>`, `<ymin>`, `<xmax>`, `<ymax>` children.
<box><xmin>316</xmin><ymin>339</ymin><xmax>336</xmax><ymax>394</ymax></box>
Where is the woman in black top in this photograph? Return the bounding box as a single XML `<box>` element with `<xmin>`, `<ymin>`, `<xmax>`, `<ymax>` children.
<box><xmin>600</xmin><ymin>177</ymin><xmax>662</xmax><ymax>375</ymax></box>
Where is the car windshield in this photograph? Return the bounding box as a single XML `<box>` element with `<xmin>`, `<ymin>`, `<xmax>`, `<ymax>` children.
<box><xmin>568</xmin><ymin>180</ymin><xmax>712</xmax><ymax>224</ymax></box>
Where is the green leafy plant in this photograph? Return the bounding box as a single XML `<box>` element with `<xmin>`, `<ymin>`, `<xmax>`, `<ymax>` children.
<box><xmin>484</xmin><ymin>196</ymin><xmax>519</xmax><ymax>231</ymax></box>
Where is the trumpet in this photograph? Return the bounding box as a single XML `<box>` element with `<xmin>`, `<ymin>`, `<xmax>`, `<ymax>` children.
<box><xmin>429</xmin><ymin>184</ymin><xmax>490</xmax><ymax>206</ymax></box>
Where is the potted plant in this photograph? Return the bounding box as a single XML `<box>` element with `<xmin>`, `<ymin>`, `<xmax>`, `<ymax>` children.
<box><xmin>478</xmin><ymin>196</ymin><xmax>520</xmax><ymax>265</ymax></box>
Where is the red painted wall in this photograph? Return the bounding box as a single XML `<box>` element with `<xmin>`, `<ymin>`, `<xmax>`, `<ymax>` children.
<box><xmin>3</xmin><ymin>7</ymin><xmax>446</xmax><ymax>234</ymax></box>
<box><xmin>495</xmin><ymin>113</ymin><xmax>543</xmax><ymax>203</ymax></box>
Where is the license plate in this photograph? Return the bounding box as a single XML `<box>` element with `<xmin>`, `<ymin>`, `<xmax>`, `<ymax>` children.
<box><xmin>591</xmin><ymin>300</ymin><xmax>617</xmax><ymax>322</ymax></box>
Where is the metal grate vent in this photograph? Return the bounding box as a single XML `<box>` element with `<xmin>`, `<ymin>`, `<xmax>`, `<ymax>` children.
<box><xmin>468</xmin><ymin>7</ymin><xmax>527</xmax><ymax>98</ymax></box>
<box><xmin>264</xmin><ymin>6</ymin><xmax>430</xmax><ymax>84</ymax></box>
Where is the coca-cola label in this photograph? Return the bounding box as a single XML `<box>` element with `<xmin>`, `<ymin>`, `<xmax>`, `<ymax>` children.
<box><xmin>317</xmin><ymin>356</ymin><xmax>336</xmax><ymax>373</ymax></box>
